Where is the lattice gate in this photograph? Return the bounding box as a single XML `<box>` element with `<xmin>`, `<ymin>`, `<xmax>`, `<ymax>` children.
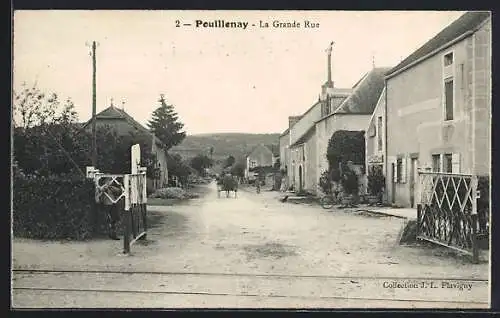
<box><xmin>417</xmin><ymin>171</ymin><xmax>487</xmax><ymax>263</ymax></box>
<box><xmin>86</xmin><ymin>144</ymin><xmax>148</xmax><ymax>254</ymax></box>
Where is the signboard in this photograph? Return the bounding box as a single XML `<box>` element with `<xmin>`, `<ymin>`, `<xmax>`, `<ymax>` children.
<box><xmin>368</xmin><ymin>154</ymin><xmax>384</xmax><ymax>164</ymax></box>
<box><xmin>131</xmin><ymin>144</ymin><xmax>141</xmax><ymax>174</ymax></box>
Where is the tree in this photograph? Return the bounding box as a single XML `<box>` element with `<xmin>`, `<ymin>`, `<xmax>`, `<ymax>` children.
<box><xmin>190</xmin><ymin>154</ymin><xmax>212</xmax><ymax>175</ymax></box>
<box><xmin>326</xmin><ymin>130</ymin><xmax>365</xmax><ymax>181</ymax></box>
<box><xmin>167</xmin><ymin>153</ymin><xmax>191</xmax><ymax>185</ymax></box>
<box><xmin>224</xmin><ymin>155</ymin><xmax>235</xmax><ymax>168</ymax></box>
<box><xmin>230</xmin><ymin>162</ymin><xmax>245</xmax><ymax>179</ymax></box>
<box><xmin>147</xmin><ymin>94</ymin><xmax>186</xmax><ymax>151</ymax></box>
<box><xmin>13</xmin><ymin>83</ymin><xmax>87</xmax><ymax>177</ymax></box>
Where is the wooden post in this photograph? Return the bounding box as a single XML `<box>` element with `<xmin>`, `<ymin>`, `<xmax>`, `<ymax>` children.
<box><xmin>123</xmin><ymin>174</ymin><xmax>130</xmax><ymax>254</ymax></box>
<box><xmin>417</xmin><ymin>204</ymin><xmax>421</xmax><ymax>237</ymax></box>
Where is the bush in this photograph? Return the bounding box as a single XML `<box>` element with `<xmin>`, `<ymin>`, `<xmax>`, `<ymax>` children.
<box><xmin>150</xmin><ymin>187</ymin><xmax>199</xmax><ymax>200</ymax></box>
<box><xmin>13</xmin><ymin>175</ymin><xmax>97</xmax><ymax>240</ymax></box>
<box><xmin>367</xmin><ymin>165</ymin><xmax>385</xmax><ymax>197</ymax></box>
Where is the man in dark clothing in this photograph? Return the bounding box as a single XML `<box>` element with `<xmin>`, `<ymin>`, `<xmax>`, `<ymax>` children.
<box><xmin>99</xmin><ymin>178</ymin><xmax>123</xmax><ymax>240</ymax></box>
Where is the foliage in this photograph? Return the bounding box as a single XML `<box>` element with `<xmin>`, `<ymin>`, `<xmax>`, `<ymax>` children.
<box><xmin>13</xmin><ymin>82</ymin><xmax>78</xmax><ymax>129</ymax></box>
<box><xmin>230</xmin><ymin>162</ymin><xmax>245</xmax><ymax>178</ymax></box>
<box><xmin>150</xmin><ymin>187</ymin><xmax>198</xmax><ymax>200</ymax></box>
<box><xmin>190</xmin><ymin>154</ymin><xmax>212</xmax><ymax>175</ymax></box>
<box><xmin>224</xmin><ymin>155</ymin><xmax>236</xmax><ymax>168</ymax></box>
<box><xmin>170</xmin><ymin>133</ymin><xmax>280</xmax><ymax>163</ymax></box>
<box><xmin>147</xmin><ymin>94</ymin><xmax>186</xmax><ymax>151</ymax></box>
<box><xmin>367</xmin><ymin>165</ymin><xmax>385</xmax><ymax>196</ymax></box>
<box><xmin>13</xmin><ymin>175</ymin><xmax>97</xmax><ymax>240</ymax></box>
<box><xmin>326</xmin><ymin>130</ymin><xmax>365</xmax><ymax>173</ymax></box>
<box><xmin>167</xmin><ymin>153</ymin><xmax>191</xmax><ymax>182</ymax></box>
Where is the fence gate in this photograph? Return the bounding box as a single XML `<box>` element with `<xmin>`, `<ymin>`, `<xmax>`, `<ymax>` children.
<box><xmin>123</xmin><ymin>168</ymin><xmax>148</xmax><ymax>254</ymax></box>
<box><xmin>417</xmin><ymin>171</ymin><xmax>482</xmax><ymax>263</ymax></box>
<box><xmin>86</xmin><ymin>144</ymin><xmax>148</xmax><ymax>254</ymax></box>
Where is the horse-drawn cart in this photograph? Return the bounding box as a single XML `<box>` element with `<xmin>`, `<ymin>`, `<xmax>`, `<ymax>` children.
<box><xmin>217</xmin><ymin>174</ymin><xmax>238</xmax><ymax>198</ymax></box>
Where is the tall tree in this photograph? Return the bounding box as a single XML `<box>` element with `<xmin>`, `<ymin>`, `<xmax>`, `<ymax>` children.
<box><xmin>224</xmin><ymin>155</ymin><xmax>235</xmax><ymax>168</ymax></box>
<box><xmin>147</xmin><ymin>94</ymin><xmax>186</xmax><ymax>151</ymax></box>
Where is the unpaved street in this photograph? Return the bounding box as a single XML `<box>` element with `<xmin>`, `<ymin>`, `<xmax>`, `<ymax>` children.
<box><xmin>12</xmin><ymin>183</ymin><xmax>489</xmax><ymax>308</ymax></box>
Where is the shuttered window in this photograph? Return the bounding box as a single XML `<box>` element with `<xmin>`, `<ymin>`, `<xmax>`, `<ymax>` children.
<box><xmin>432</xmin><ymin>154</ymin><xmax>441</xmax><ymax>172</ymax></box>
<box><xmin>401</xmin><ymin>157</ymin><xmax>407</xmax><ymax>183</ymax></box>
<box><xmin>396</xmin><ymin>158</ymin><xmax>402</xmax><ymax>183</ymax></box>
<box><xmin>377</xmin><ymin>116</ymin><xmax>383</xmax><ymax>151</ymax></box>
<box><xmin>393</xmin><ymin>163</ymin><xmax>397</xmax><ymax>183</ymax></box>
<box><xmin>451</xmin><ymin>153</ymin><xmax>461</xmax><ymax>173</ymax></box>
<box><xmin>445</xmin><ymin>79</ymin><xmax>454</xmax><ymax>120</ymax></box>
<box><xmin>444</xmin><ymin>153</ymin><xmax>453</xmax><ymax>173</ymax></box>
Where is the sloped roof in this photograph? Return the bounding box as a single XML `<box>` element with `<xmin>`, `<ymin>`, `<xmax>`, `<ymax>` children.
<box><xmin>82</xmin><ymin>105</ymin><xmax>163</xmax><ymax>146</ymax></box>
<box><xmin>386</xmin><ymin>11</ymin><xmax>491</xmax><ymax>78</ymax></box>
<box><xmin>333</xmin><ymin>67</ymin><xmax>391</xmax><ymax>115</ymax></box>
<box><xmin>280</xmin><ymin>128</ymin><xmax>290</xmax><ymax>137</ymax></box>
<box><xmin>246</xmin><ymin>144</ymin><xmax>274</xmax><ymax>158</ymax></box>
<box><xmin>290</xmin><ymin>125</ymin><xmax>316</xmax><ymax>148</ymax></box>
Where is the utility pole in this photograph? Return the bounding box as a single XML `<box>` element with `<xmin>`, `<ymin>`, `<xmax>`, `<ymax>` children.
<box><xmin>91</xmin><ymin>41</ymin><xmax>97</xmax><ymax>167</ymax></box>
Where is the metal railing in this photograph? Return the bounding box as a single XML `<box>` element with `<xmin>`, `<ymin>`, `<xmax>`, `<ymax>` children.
<box><xmin>416</xmin><ymin>171</ymin><xmax>486</xmax><ymax>263</ymax></box>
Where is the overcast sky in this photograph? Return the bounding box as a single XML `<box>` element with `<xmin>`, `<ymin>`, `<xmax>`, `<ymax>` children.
<box><xmin>13</xmin><ymin>10</ymin><xmax>465</xmax><ymax>135</ymax></box>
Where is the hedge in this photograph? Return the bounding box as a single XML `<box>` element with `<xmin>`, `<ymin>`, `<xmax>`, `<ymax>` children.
<box><xmin>13</xmin><ymin>174</ymin><xmax>123</xmax><ymax>240</ymax></box>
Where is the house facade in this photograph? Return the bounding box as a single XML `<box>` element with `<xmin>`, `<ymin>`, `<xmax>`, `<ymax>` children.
<box><xmin>315</xmin><ymin>67</ymin><xmax>390</xmax><ymax>195</ymax></box>
<box><xmin>384</xmin><ymin>11</ymin><xmax>491</xmax><ymax>208</ymax></box>
<box><xmin>365</xmin><ymin>87</ymin><xmax>386</xmax><ymax>198</ymax></box>
<box><xmin>245</xmin><ymin>144</ymin><xmax>274</xmax><ymax>179</ymax></box>
<box><xmin>82</xmin><ymin>103</ymin><xmax>169</xmax><ymax>189</ymax></box>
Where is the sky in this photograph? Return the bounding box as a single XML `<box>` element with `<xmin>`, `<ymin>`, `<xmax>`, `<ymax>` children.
<box><xmin>13</xmin><ymin>10</ymin><xmax>466</xmax><ymax>135</ymax></box>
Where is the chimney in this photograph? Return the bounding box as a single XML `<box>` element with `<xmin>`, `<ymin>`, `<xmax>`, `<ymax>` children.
<box><xmin>325</xmin><ymin>41</ymin><xmax>334</xmax><ymax>88</ymax></box>
<box><xmin>288</xmin><ymin>116</ymin><xmax>301</xmax><ymax>128</ymax></box>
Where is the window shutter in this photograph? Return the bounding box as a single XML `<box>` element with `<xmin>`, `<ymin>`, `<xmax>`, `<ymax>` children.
<box><xmin>439</xmin><ymin>154</ymin><xmax>444</xmax><ymax>172</ymax></box>
<box><xmin>393</xmin><ymin>163</ymin><xmax>397</xmax><ymax>183</ymax></box>
<box><xmin>452</xmin><ymin>153</ymin><xmax>460</xmax><ymax>173</ymax></box>
<box><xmin>401</xmin><ymin>157</ymin><xmax>407</xmax><ymax>183</ymax></box>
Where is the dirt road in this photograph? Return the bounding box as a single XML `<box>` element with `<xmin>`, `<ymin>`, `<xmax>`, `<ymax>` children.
<box><xmin>12</xmin><ymin>182</ymin><xmax>489</xmax><ymax>308</ymax></box>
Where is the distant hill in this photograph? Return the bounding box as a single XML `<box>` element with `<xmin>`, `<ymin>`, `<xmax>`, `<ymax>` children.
<box><xmin>169</xmin><ymin>133</ymin><xmax>281</xmax><ymax>164</ymax></box>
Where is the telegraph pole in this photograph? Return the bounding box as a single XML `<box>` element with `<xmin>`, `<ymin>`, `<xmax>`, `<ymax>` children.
<box><xmin>91</xmin><ymin>41</ymin><xmax>97</xmax><ymax>167</ymax></box>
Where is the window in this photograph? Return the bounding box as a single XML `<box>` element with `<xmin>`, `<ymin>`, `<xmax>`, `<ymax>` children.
<box><xmin>444</xmin><ymin>52</ymin><xmax>453</xmax><ymax>66</ymax></box>
<box><xmin>432</xmin><ymin>154</ymin><xmax>441</xmax><ymax>172</ymax></box>
<box><xmin>444</xmin><ymin>79</ymin><xmax>454</xmax><ymax>120</ymax></box>
<box><xmin>443</xmin><ymin>153</ymin><xmax>453</xmax><ymax>173</ymax></box>
<box><xmin>396</xmin><ymin>158</ymin><xmax>402</xmax><ymax>182</ymax></box>
<box><xmin>377</xmin><ymin>116</ymin><xmax>383</xmax><ymax>151</ymax></box>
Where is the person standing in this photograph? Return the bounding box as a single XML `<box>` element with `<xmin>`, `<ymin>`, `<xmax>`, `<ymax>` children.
<box><xmin>99</xmin><ymin>178</ymin><xmax>123</xmax><ymax>240</ymax></box>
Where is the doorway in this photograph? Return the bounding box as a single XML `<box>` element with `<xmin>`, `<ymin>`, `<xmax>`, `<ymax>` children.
<box><xmin>410</xmin><ymin>158</ymin><xmax>418</xmax><ymax>208</ymax></box>
<box><xmin>298</xmin><ymin>165</ymin><xmax>303</xmax><ymax>192</ymax></box>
